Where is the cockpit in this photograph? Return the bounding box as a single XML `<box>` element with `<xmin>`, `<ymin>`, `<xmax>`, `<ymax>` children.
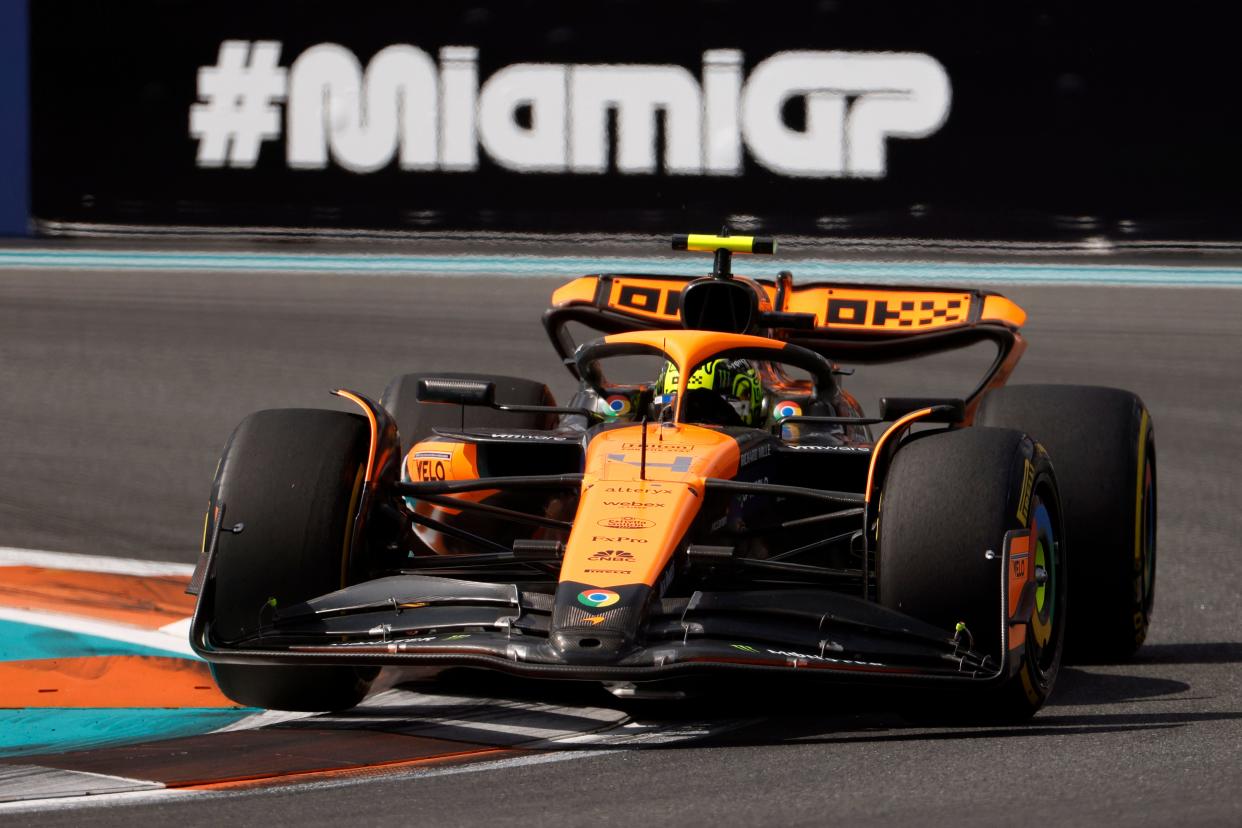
<box><xmin>564</xmin><ymin>329</ymin><xmax>868</xmax><ymax>444</ymax></box>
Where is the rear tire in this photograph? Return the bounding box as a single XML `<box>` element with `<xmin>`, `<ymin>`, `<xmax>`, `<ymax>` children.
<box><xmin>879</xmin><ymin>427</ymin><xmax>1067</xmax><ymax>722</ymax></box>
<box><xmin>380</xmin><ymin>373</ymin><xmax>560</xmax><ymax>556</ymax></box>
<box><xmin>207</xmin><ymin>408</ymin><xmax>377</xmax><ymax>712</ymax></box>
<box><xmin>976</xmin><ymin>384</ymin><xmax>1156</xmax><ymax>661</ymax></box>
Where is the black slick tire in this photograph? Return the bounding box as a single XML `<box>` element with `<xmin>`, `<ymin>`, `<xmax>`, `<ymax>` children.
<box><xmin>879</xmin><ymin>427</ymin><xmax>1067</xmax><ymax>722</ymax></box>
<box><xmin>380</xmin><ymin>373</ymin><xmax>559</xmax><ymax>556</ymax></box>
<box><xmin>976</xmin><ymin>384</ymin><xmax>1156</xmax><ymax>661</ymax></box>
<box><xmin>207</xmin><ymin>408</ymin><xmax>377</xmax><ymax>712</ymax></box>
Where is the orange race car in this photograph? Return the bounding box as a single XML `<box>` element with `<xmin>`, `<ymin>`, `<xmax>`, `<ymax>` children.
<box><xmin>188</xmin><ymin>233</ymin><xmax>1157</xmax><ymax>721</ymax></box>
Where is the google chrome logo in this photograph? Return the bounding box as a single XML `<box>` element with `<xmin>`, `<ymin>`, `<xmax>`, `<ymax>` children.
<box><xmin>604</xmin><ymin>394</ymin><xmax>632</xmax><ymax>417</ymax></box>
<box><xmin>578</xmin><ymin>588</ymin><xmax>621</xmax><ymax>608</ymax></box>
<box><xmin>774</xmin><ymin>400</ymin><xmax>802</xmax><ymax>420</ymax></box>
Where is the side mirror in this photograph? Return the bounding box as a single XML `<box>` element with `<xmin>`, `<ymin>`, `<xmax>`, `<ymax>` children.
<box><xmin>417</xmin><ymin>378</ymin><xmax>495</xmax><ymax>407</ymax></box>
<box><xmin>879</xmin><ymin>397</ymin><xmax>965</xmax><ymax>423</ymax></box>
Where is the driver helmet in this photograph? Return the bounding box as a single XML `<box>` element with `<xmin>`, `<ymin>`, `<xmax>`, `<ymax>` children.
<box><xmin>655</xmin><ymin>357</ymin><xmax>764</xmax><ymax>426</ymax></box>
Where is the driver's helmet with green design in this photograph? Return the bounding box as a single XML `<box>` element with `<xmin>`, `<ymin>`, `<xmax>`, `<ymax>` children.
<box><xmin>655</xmin><ymin>357</ymin><xmax>764</xmax><ymax>426</ymax></box>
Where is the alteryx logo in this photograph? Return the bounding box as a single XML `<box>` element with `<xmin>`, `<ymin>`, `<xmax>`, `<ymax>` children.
<box><xmin>190</xmin><ymin>41</ymin><xmax>950</xmax><ymax>179</ymax></box>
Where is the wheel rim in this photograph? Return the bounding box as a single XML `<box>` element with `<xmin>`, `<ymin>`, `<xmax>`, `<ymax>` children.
<box><xmin>1027</xmin><ymin>493</ymin><xmax>1063</xmax><ymax>677</ymax></box>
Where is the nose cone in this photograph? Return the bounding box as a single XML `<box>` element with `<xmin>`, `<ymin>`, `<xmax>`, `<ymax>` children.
<box><xmin>547</xmin><ymin>423</ymin><xmax>741</xmax><ymax>665</ymax></box>
<box><xmin>548</xmin><ymin>581</ymin><xmax>649</xmax><ymax>664</ymax></box>
<box><xmin>550</xmin><ymin>630</ymin><xmax>634</xmax><ymax>662</ymax></box>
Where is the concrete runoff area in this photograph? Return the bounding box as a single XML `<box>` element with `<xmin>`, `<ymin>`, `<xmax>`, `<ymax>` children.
<box><xmin>0</xmin><ymin>264</ymin><xmax>1239</xmax><ymax>825</ymax></box>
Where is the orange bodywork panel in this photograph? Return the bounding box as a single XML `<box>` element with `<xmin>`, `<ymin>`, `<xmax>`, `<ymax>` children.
<box><xmin>603</xmin><ymin>328</ymin><xmax>788</xmax><ymax>367</ymax></box>
<box><xmin>554</xmin><ymin>274</ymin><xmax>775</xmax><ymax>326</ymax></box>
<box><xmin>550</xmin><ymin>275</ymin><xmax>598</xmax><ymax>307</ymax></box>
<box><xmin>334</xmin><ymin>389</ymin><xmax>379</xmax><ymax>482</ymax></box>
<box><xmin>864</xmin><ymin>407</ymin><xmax>935</xmax><ymax>503</ymax></box>
<box><xmin>403</xmin><ymin>440</ymin><xmax>495</xmax><ymax>551</ymax></box>
<box><xmin>550</xmin><ymin>274</ymin><xmax>1027</xmax><ymax>335</ymax></box>
<box><xmin>1007</xmin><ymin>529</ymin><xmax>1034</xmax><ymax>651</ymax></box>
<box><xmin>405</xmin><ymin>440</ymin><xmax>483</xmax><ymax>488</ymax></box>
<box><xmin>600</xmin><ymin>277</ymin><xmax>686</xmax><ymax>323</ymax></box>
<box><xmin>560</xmin><ymin>423</ymin><xmax>740</xmax><ymax>589</ymax></box>
<box><xmin>782</xmin><ymin>287</ymin><xmax>975</xmax><ymax>332</ymax></box>
<box><xmin>980</xmin><ymin>294</ymin><xmax>1027</xmax><ymax>328</ymax></box>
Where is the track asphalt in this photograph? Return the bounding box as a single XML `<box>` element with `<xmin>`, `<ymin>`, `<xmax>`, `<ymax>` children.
<box><xmin>0</xmin><ymin>260</ymin><xmax>1240</xmax><ymax>825</ymax></box>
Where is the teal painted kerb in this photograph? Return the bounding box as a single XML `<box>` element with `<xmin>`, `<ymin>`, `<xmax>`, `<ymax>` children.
<box><xmin>3</xmin><ymin>249</ymin><xmax>1242</xmax><ymax>286</ymax></box>
<box><xmin>0</xmin><ymin>619</ymin><xmax>184</xmax><ymax>661</ymax></box>
<box><xmin>0</xmin><ymin>620</ymin><xmax>254</xmax><ymax>758</ymax></box>
<box><xmin>0</xmin><ymin>708</ymin><xmax>253</xmax><ymax>758</ymax></box>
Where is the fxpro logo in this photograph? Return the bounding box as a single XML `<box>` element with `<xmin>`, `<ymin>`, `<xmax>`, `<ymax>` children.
<box><xmin>190</xmin><ymin>41</ymin><xmax>950</xmax><ymax>178</ymax></box>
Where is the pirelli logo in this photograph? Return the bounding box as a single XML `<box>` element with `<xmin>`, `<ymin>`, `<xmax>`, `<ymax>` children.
<box><xmin>1017</xmin><ymin>458</ymin><xmax>1035</xmax><ymax>526</ymax></box>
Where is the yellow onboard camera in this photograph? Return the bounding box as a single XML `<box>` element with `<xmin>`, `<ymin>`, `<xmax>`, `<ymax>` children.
<box><xmin>672</xmin><ymin>231</ymin><xmax>777</xmax><ymax>279</ymax></box>
<box><xmin>671</xmin><ymin>233</ymin><xmax>777</xmax><ymax>255</ymax></box>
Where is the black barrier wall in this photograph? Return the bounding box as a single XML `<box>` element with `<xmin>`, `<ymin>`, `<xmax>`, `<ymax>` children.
<box><xmin>0</xmin><ymin>0</ymin><xmax>28</xmax><ymax>236</ymax></box>
<box><xmin>29</xmin><ymin>1</ymin><xmax>1242</xmax><ymax>239</ymax></box>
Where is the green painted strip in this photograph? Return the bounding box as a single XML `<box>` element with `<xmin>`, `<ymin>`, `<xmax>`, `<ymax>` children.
<box><xmin>1</xmin><ymin>248</ymin><xmax>1242</xmax><ymax>286</ymax></box>
<box><xmin>0</xmin><ymin>708</ymin><xmax>253</xmax><ymax>758</ymax></box>
<box><xmin>0</xmin><ymin>620</ymin><xmax>178</xmax><ymax>662</ymax></box>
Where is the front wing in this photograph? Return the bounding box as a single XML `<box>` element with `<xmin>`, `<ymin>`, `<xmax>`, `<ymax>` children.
<box><xmin>191</xmin><ymin>559</ymin><xmax>1023</xmax><ymax>688</ymax></box>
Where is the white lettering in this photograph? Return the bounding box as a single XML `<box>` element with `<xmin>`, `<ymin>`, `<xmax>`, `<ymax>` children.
<box><xmin>741</xmin><ymin>51</ymin><xmax>950</xmax><ymax>178</ymax></box>
<box><xmin>439</xmin><ymin>46</ymin><xmax>478</xmax><ymax>171</ymax></box>
<box><xmin>198</xmin><ymin>42</ymin><xmax>951</xmax><ymax>179</ymax></box>
<box><xmin>702</xmin><ymin>49</ymin><xmax>744</xmax><ymax>176</ymax></box>
<box><xmin>287</xmin><ymin>43</ymin><xmax>438</xmax><ymax>172</ymax></box>
<box><xmin>478</xmin><ymin>64</ymin><xmax>568</xmax><ymax>172</ymax></box>
<box><xmin>569</xmin><ymin>64</ymin><xmax>702</xmax><ymax>174</ymax></box>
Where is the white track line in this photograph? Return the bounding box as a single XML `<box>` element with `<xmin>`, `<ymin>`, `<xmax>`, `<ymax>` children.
<box><xmin>0</xmin><ymin>751</ymin><xmax>613</xmax><ymax>815</ymax></box>
<box><xmin>6</xmin><ymin>248</ymin><xmax>1242</xmax><ymax>286</ymax></box>
<box><xmin>0</xmin><ymin>546</ymin><xmax>749</xmax><ymax>813</ymax></box>
<box><xmin>0</xmin><ymin>547</ymin><xmax>196</xmax><ymax>653</ymax></box>
<box><xmin>0</xmin><ymin>787</ymin><xmax>193</xmax><ymax>815</ymax></box>
<box><xmin>0</xmin><ymin>606</ymin><xmax>196</xmax><ymax>657</ymax></box>
<box><xmin>0</xmin><ymin>765</ymin><xmax>164</xmax><ymax>804</ymax></box>
<box><xmin>0</xmin><ymin>547</ymin><xmax>194</xmax><ymax>577</ymax></box>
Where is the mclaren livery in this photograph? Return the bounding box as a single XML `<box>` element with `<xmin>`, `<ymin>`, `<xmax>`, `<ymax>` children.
<box><xmin>189</xmin><ymin>234</ymin><xmax>1157</xmax><ymax>720</ymax></box>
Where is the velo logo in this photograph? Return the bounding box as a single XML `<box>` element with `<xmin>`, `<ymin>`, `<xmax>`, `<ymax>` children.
<box><xmin>190</xmin><ymin>41</ymin><xmax>950</xmax><ymax>178</ymax></box>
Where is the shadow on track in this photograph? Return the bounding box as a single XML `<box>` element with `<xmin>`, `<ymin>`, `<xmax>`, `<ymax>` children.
<box><xmin>1045</xmin><ymin>666</ymin><xmax>1191</xmax><ymax>706</ymax></box>
<box><xmin>341</xmin><ymin>650</ymin><xmax>1231</xmax><ymax>752</ymax></box>
<box><xmin>1123</xmin><ymin>641</ymin><xmax>1242</xmax><ymax>665</ymax></box>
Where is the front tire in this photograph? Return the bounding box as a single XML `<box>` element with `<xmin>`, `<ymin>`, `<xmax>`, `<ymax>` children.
<box><xmin>206</xmin><ymin>408</ymin><xmax>377</xmax><ymax>712</ymax></box>
<box><xmin>879</xmin><ymin>427</ymin><xmax>1067</xmax><ymax>721</ymax></box>
<box><xmin>977</xmin><ymin>384</ymin><xmax>1156</xmax><ymax>661</ymax></box>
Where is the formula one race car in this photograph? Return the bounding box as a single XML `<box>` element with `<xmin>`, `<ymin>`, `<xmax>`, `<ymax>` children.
<box><xmin>188</xmin><ymin>233</ymin><xmax>1157</xmax><ymax>721</ymax></box>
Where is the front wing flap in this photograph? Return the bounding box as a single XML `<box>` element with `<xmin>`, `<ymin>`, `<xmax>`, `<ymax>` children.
<box><xmin>191</xmin><ymin>569</ymin><xmax>1017</xmax><ymax>686</ymax></box>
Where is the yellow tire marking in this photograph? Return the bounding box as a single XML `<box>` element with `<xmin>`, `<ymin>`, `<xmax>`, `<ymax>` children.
<box><xmin>1132</xmin><ymin>409</ymin><xmax>1150</xmax><ymax>601</ymax></box>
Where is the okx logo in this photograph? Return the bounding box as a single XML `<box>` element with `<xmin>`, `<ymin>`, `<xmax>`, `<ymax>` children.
<box><xmin>191</xmin><ymin>41</ymin><xmax>950</xmax><ymax>178</ymax></box>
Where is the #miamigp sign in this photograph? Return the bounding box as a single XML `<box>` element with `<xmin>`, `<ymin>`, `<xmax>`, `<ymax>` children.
<box><xmin>31</xmin><ymin>1</ymin><xmax>1242</xmax><ymax>239</ymax></box>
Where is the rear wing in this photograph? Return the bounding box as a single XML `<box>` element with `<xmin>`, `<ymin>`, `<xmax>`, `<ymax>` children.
<box><xmin>543</xmin><ymin>272</ymin><xmax>1028</xmax><ymax>411</ymax></box>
